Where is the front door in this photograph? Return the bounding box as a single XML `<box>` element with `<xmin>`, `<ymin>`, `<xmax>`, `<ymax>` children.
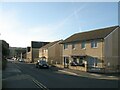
<box><xmin>64</xmin><ymin>57</ymin><xmax>69</xmax><ymax>68</ymax></box>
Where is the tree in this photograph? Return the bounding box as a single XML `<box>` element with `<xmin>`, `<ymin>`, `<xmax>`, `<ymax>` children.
<box><xmin>15</xmin><ymin>48</ymin><xmax>26</xmax><ymax>58</ymax></box>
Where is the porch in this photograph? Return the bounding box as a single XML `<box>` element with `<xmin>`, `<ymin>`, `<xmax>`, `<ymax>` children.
<box><xmin>63</xmin><ymin>55</ymin><xmax>87</xmax><ymax>71</ymax></box>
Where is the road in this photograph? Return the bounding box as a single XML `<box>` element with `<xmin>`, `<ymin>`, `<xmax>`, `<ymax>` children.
<box><xmin>2</xmin><ymin>61</ymin><xmax>119</xmax><ymax>89</ymax></box>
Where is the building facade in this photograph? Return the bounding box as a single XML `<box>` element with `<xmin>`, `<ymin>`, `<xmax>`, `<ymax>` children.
<box><xmin>0</xmin><ymin>40</ymin><xmax>9</xmax><ymax>70</ymax></box>
<box><xmin>0</xmin><ymin>40</ymin><xmax>9</xmax><ymax>58</ymax></box>
<box><xmin>39</xmin><ymin>40</ymin><xmax>63</xmax><ymax>64</ymax></box>
<box><xmin>61</xmin><ymin>26</ymin><xmax>119</xmax><ymax>73</ymax></box>
<box><xmin>104</xmin><ymin>26</ymin><xmax>120</xmax><ymax>73</ymax></box>
<box><xmin>26</xmin><ymin>41</ymin><xmax>49</xmax><ymax>62</ymax></box>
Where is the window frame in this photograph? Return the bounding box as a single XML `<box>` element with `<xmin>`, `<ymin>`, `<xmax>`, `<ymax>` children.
<box><xmin>91</xmin><ymin>40</ymin><xmax>98</xmax><ymax>48</ymax></box>
<box><xmin>72</xmin><ymin>43</ymin><xmax>75</xmax><ymax>49</ymax></box>
<box><xmin>64</xmin><ymin>44</ymin><xmax>68</xmax><ymax>49</ymax></box>
<box><xmin>81</xmin><ymin>41</ymin><xmax>86</xmax><ymax>49</ymax></box>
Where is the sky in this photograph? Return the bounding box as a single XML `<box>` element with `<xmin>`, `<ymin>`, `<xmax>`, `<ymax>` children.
<box><xmin>0</xmin><ymin>1</ymin><xmax>119</xmax><ymax>47</ymax></box>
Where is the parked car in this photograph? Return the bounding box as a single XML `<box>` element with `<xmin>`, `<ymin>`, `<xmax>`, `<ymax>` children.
<box><xmin>35</xmin><ymin>60</ymin><xmax>49</xmax><ymax>69</ymax></box>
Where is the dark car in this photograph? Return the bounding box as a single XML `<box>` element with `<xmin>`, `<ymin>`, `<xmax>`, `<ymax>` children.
<box><xmin>35</xmin><ymin>60</ymin><xmax>49</xmax><ymax>69</ymax></box>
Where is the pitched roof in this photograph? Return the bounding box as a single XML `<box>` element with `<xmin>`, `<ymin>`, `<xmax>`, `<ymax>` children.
<box><xmin>40</xmin><ymin>40</ymin><xmax>62</xmax><ymax>49</ymax></box>
<box><xmin>61</xmin><ymin>26</ymin><xmax>119</xmax><ymax>44</ymax></box>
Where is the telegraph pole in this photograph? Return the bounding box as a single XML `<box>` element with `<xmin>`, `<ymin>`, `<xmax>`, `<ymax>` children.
<box><xmin>21</xmin><ymin>53</ymin><xmax>22</xmax><ymax>60</ymax></box>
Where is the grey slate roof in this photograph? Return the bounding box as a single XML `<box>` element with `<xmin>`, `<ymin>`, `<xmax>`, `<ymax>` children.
<box><xmin>61</xmin><ymin>26</ymin><xmax>119</xmax><ymax>44</ymax></box>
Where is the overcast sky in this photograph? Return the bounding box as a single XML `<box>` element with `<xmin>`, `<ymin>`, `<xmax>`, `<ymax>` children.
<box><xmin>0</xmin><ymin>1</ymin><xmax>118</xmax><ymax>47</ymax></box>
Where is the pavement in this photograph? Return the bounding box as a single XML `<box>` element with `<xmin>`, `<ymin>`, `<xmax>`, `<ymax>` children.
<box><xmin>52</xmin><ymin>65</ymin><xmax>119</xmax><ymax>80</ymax></box>
<box><xmin>57</xmin><ymin>68</ymin><xmax>119</xmax><ymax>80</ymax></box>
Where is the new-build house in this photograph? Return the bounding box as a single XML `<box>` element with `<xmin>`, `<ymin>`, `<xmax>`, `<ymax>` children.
<box><xmin>61</xmin><ymin>26</ymin><xmax>119</xmax><ymax>73</ymax></box>
<box><xmin>26</xmin><ymin>41</ymin><xmax>49</xmax><ymax>62</ymax></box>
<box><xmin>39</xmin><ymin>40</ymin><xmax>63</xmax><ymax>64</ymax></box>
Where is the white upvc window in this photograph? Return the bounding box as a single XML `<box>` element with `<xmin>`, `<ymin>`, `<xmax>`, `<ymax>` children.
<box><xmin>72</xmin><ymin>43</ymin><xmax>75</xmax><ymax>49</ymax></box>
<box><xmin>64</xmin><ymin>44</ymin><xmax>68</xmax><ymax>49</ymax></box>
<box><xmin>91</xmin><ymin>40</ymin><xmax>97</xmax><ymax>48</ymax></box>
<box><xmin>81</xmin><ymin>41</ymin><xmax>86</xmax><ymax>49</ymax></box>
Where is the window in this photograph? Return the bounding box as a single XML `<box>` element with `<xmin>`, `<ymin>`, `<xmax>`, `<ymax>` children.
<box><xmin>72</xmin><ymin>44</ymin><xmax>75</xmax><ymax>49</ymax></box>
<box><xmin>64</xmin><ymin>44</ymin><xmax>68</xmax><ymax>49</ymax></box>
<box><xmin>43</xmin><ymin>49</ymin><xmax>47</xmax><ymax>53</ymax></box>
<box><xmin>91</xmin><ymin>40</ymin><xmax>97</xmax><ymax>48</ymax></box>
<box><xmin>81</xmin><ymin>41</ymin><xmax>86</xmax><ymax>49</ymax></box>
<box><xmin>43</xmin><ymin>49</ymin><xmax>45</xmax><ymax>52</ymax></box>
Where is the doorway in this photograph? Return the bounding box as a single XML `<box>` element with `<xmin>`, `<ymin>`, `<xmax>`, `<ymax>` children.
<box><xmin>64</xmin><ymin>57</ymin><xmax>69</xmax><ymax>68</ymax></box>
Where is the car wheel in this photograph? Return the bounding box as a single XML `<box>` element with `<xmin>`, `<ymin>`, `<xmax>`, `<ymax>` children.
<box><xmin>38</xmin><ymin>66</ymin><xmax>41</xmax><ymax>69</ymax></box>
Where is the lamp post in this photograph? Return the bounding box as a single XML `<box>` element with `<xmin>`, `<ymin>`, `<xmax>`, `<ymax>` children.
<box><xmin>21</xmin><ymin>53</ymin><xmax>22</xmax><ymax>60</ymax></box>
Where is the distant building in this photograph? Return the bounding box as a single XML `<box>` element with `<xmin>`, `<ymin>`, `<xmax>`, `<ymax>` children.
<box><xmin>0</xmin><ymin>40</ymin><xmax>9</xmax><ymax>58</ymax></box>
<box><xmin>26</xmin><ymin>41</ymin><xmax>49</xmax><ymax>62</ymax></box>
<box><xmin>0</xmin><ymin>40</ymin><xmax>9</xmax><ymax>70</ymax></box>
<box><xmin>26</xmin><ymin>47</ymin><xmax>32</xmax><ymax>62</ymax></box>
<box><xmin>39</xmin><ymin>40</ymin><xmax>63</xmax><ymax>64</ymax></box>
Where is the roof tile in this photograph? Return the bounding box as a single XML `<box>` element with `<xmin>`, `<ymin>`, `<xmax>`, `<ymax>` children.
<box><xmin>61</xmin><ymin>26</ymin><xmax>119</xmax><ymax>44</ymax></box>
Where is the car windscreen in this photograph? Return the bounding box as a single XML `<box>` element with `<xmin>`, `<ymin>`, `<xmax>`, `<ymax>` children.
<box><xmin>40</xmin><ymin>61</ymin><xmax>47</xmax><ymax>64</ymax></box>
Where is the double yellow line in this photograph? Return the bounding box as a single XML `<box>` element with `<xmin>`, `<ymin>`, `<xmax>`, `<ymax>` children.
<box><xmin>32</xmin><ymin>78</ymin><xmax>49</xmax><ymax>90</ymax></box>
<box><xmin>14</xmin><ymin>62</ymin><xmax>49</xmax><ymax>89</ymax></box>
